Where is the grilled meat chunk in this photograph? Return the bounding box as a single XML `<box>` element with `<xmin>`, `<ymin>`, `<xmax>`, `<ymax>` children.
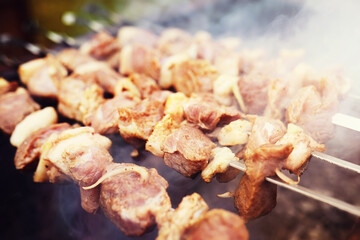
<box><xmin>165</xmin><ymin>59</ymin><xmax>218</xmax><ymax>96</ymax></box>
<box><xmin>87</xmin><ymin>93</ymin><xmax>138</xmax><ymax>134</ymax></box>
<box><xmin>128</xmin><ymin>73</ymin><xmax>160</xmax><ymax>99</ymax></box>
<box><xmin>118</xmin><ymin>98</ymin><xmax>165</xmax><ymax>147</ymax></box>
<box><xmin>235</xmin><ymin>144</ymin><xmax>293</xmax><ymax>221</ymax></box>
<box><xmin>0</xmin><ymin>88</ymin><xmax>40</xmax><ymax>134</ymax></box>
<box><xmin>120</xmin><ymin>44</ymin><xmax>160</xmax><ymax>80</ymax></box>
<box><xmin>182</xmin><ymin>209</ymin><xmax>249</xmax><ymax>240</ymax></box>
<box><xmin>100</xmin><ymin>163</ymin><xmax>171</xmax><ymax>236</ymax></box>
<box><xmin>244</xmin><ymin>116</ymin><xmax>287</xmax><ymax>162</ymax></box>
<box><xmin>183</xmin><ymin>93</ymin><xmax>243</xmax><ymax>130</ymax></box>
<box><xmin>157</xmin><ymin>193</ymin><xmax>209</xmax><ymax>240</ymax></box>
<box><xmin>34</xmin><ymin>127</ymin><xmax>112</xmax><ymax>213</ymax></box>
<box><xmin>73</xmin><ymin>61</ymin><xmax>123</xmax><ymax>94</ymax></box>
<box><xmin>18</xmin><ymin>55</ymin><xmax>67</xmax><ymax>98</ymax></box>
<box><xmin>14</xmin><ymin>123</ymin><xmax>72</xmax><ymax>170</ymax></box>
<box><xmin>277</xmin><ymin>123</ymin><xmax>326</xmax><ymax>175</ymax></box>
<box><xmin>162</xmin><ymin>124</ymin><xmax>216</xmax><ymax>177</ymax></box>
<box><xmin>58</xmin><ymin>76</ymin><xmax>105</xmax><ymax>123</ymax></box>
<box><xmin>146</xmin><ymin>114</ymin><xmax>180</xmax><ymax>158</ymax></box>
<box><xmin>66</xmin><ymin>145</ymin><xmax>113</xmax><ymax>213</ymax></box>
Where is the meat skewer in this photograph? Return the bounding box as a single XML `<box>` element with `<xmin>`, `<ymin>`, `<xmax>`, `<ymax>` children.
<box><xmin>229</xmin><ymin>160</ymin><xmax>360</xmax><ymax>217</ymax></box>
<box><xmin>2</xmin><ymin>25</ymin><xmax>360</xmax><ymax>224</ymax></box>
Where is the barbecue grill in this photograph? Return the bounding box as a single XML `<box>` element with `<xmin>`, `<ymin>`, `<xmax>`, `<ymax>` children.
<box><xmin>0</xmin><ymin>1</ymin><xmax>359</xmax><ymax>239</ymax></box>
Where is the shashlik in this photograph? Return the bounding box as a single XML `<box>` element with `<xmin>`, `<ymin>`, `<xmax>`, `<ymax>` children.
<box><xmin>0</xmin><ymin>24</ymin><xmax>350</xmax><ymax>236</ymax></box>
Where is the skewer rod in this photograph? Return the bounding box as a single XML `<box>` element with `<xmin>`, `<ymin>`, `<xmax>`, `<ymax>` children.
<box><xmin>332</xmin><ymin>113</ymin><xmax>360</xmax><ymax>132</ymax></box>
<box><xmin>229</xmin><ymin>161</ymin><xmax>360</xmax><ymax>217</ymax></box>
<box><xmin>311</xmin><ymin>151</ymin><xmax>360</xmax><ymax>174</ymax></box>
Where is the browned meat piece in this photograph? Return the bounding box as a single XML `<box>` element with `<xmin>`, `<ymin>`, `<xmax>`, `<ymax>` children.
<box><xmin>128</xmin><ymin>73</ymin><xmax>160</xmax><ymax>99</ymax></box>
<box><xmin>34</xmin><ymin>127</ymin><xmax>112</xmax><ymax>213</ymax></box>
<box><xmin>57</xmin><ymin>48</ymin><xmax>96</xmax><ymax>70</ymax></box>
<box><xmin>146</xmin><ymin>114</ymin><xmax>180</xmax><ymax>157</ymax></box>
<box><xmin>235</xmin><ymin>144</ymin><xmax>293</xmax><ymax>221</ymax></box>
<box><xmin>0</xmin><ymin>88</ymin><xmax>40</xmax><ymax>134</ymax></box>
<box><xmin>80</xmin><ymin>31</ymin><xmax>120</xmax><ymax>60</ymax></box>
<box><xmin>277</xmin><ymin>124</ymin><xmax>326</xmax><ymax>175</ymax></box>
<box><xmin>182</xmin><ymin>209</ymin><xmax>249</xmax><ymax>240</ymax></box>
<box><xmin>120</xmin><ymin>44</ymin><xmax>161</xmax><ymax>80</ymax></box>
<box><xmin>244</xmin><ymin>116</ymin><xmax>287</xmax><ymax>162</ymax></box>
<box><xmin>58</xmin><ymin>76</ymin><xmax>105</xmax><ymax>123</ymax></box>
<box><xmin>167</xmin><ymin>59</ymin><xmax>218</xmax><ymax>96</ymax></box>
<box><xmin>14</xmin><ymin>123</ymin><xmax>72</xmax><ymax>170</ymax></box>
<box><xmin>237</xmin><ymin>72</ymin><xmax>271</xmax><ymax>114</ymax></box>
<box><xmin>18</xmin><ymin>54</ymin><xmax>67</xmax><ymax>98</ymax></box>
<box><xmin>118</xmin><ymin>99</ymin><xmax>164</xmax><ymax>147</ymax></box>
<box><xmin>162</xmin><ymin>125</ymin><xmax>216</xmax><ymax>177</ymax></box>
<box><xmin>157</xmin><ymin>193</ymin><xmax>209</xmax><ymax>240</ymax></box>
<box><xmin>286</xmin><ymin>80</ymin><xmax>338</xmax><ymax>143</ymax></box>
<box><xmin>157</xmin><ymin>28</ymin><xmax>193</xmax><ymax>57</ymax></box>
<box><xmin>65</xmin><ymin>145</ymin><xmax>113</xmax><ymax>213</ymax></box>
<box><xmin>0</xmin><ymin>78</ymin><xmax>17</xmax><ymax>95</ymax></box>
<box><xmin>73</xmin><ymin>61</ymin><xmax>123</xmax><ymax>94</ymax></box>
<box><xmin>99</xmin><ymin>163</ymin><xmax>171</xmax><ymax>236</ymax></box>
<box><xmin>117</xmin><ymin>26</ymin><xmax>158</xmax><ymax>48</ymax></box>
<box><xmin>183</xmin><ymin>93</ymin><xmax>243</xmax><ymax>130</ymax></box>
<box><xmin>87</xmin><ymin>93</ymin><xmax>138</xmax><ymax>134</ymax></box>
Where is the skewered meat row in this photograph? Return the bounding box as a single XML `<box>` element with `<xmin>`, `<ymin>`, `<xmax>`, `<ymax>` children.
<box><xmin>0</xmin><ymin>79</ymin><xmax>248</xmax><ymax>238</ymax></box>
<box><xmin>2</xmin><ymin>25</ymin><xmax>347</xmax><ymax>225</ymax></box>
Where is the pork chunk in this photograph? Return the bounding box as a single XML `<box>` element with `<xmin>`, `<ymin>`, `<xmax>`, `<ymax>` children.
<box><xmin>235</xmin><ymin>144</ymin><xmax>293</xmax><ymax>221</ymax></box>
<box><xmin>100</xmin><ymin>163</ymin><xmax>171</xmax><ymax>236</ymax></box>
<box><xmin>183</xmin><ymin>93</ymin><xmax>243</xmax><ymax>130</ymax></box>
<box><xmin>277</xmin><ymin>123</ymin><xmax>326</xmax><ymax>175</ymax></box>
<box><xmin>157</xmin><ymin>193</ymin><xmax>208</xmax><ymax>240</ymax></box>
<box><xmin>18</xmin><ymin>54</ymin><xmax>67</xmax><ymax>98</ymax></box>
<box><xmin>182</xmin><ymin>209</ymin><xmax>249</xmax><ymax>240</ymax></box>
<box><xmin>118</xmin><ymin>99</ymin><xmax>164</xmax><ymax>147</ymax></box>
<box><xmin>0</xmin><ymin>88</ymin><xmax>40</xmax><ymax>134</ymax></box>
<box><xmin>162</xmin><ymin>125</ymin><xmax>216</xmax><ymax>177</ymax></box>
<box><xmin>87</xmin><ymin>93</ymin><xmax>138</xmax><ymax>134</ymax></box>
<box><xmin>14</xmin><ymin>123</ymin><xmax>72</xmax><ymax>170</ymax></box>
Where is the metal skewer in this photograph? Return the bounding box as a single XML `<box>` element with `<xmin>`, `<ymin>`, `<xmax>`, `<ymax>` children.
<box><xmin>229</xmin><ymin>159</ymin><xmax>360</xmax><ymax>217</ymax></box>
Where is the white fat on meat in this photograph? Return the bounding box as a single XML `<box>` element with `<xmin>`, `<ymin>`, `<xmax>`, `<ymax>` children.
<box><xmin>10</xmin><ymin>107</ymin><xmax>58</xmax><ymax>147</ymax></box>
<box><xmin>201</xmin><ymin>147</ymin><xmax>239</xmax><ymax>183</ymax></box>
<box><xmin>164</xmin><ymin>92</ymin><xmax>188</xmax><ymax>122</ymax></box>
<box><xmin>146</xmin><ymin>114</ymin><xmax>179</xmax><ymax>158</ymax></box>
<box><xmin>218</xmin><ymin>119</ymin><xmax>252</xmax><ymax>146</ymax></box>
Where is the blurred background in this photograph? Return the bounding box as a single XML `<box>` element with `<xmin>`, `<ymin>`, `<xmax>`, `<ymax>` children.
<box><xmin>0</xmin><ymin>0</ymin><xmax>359</xmax><ymax>239</ymax></box>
